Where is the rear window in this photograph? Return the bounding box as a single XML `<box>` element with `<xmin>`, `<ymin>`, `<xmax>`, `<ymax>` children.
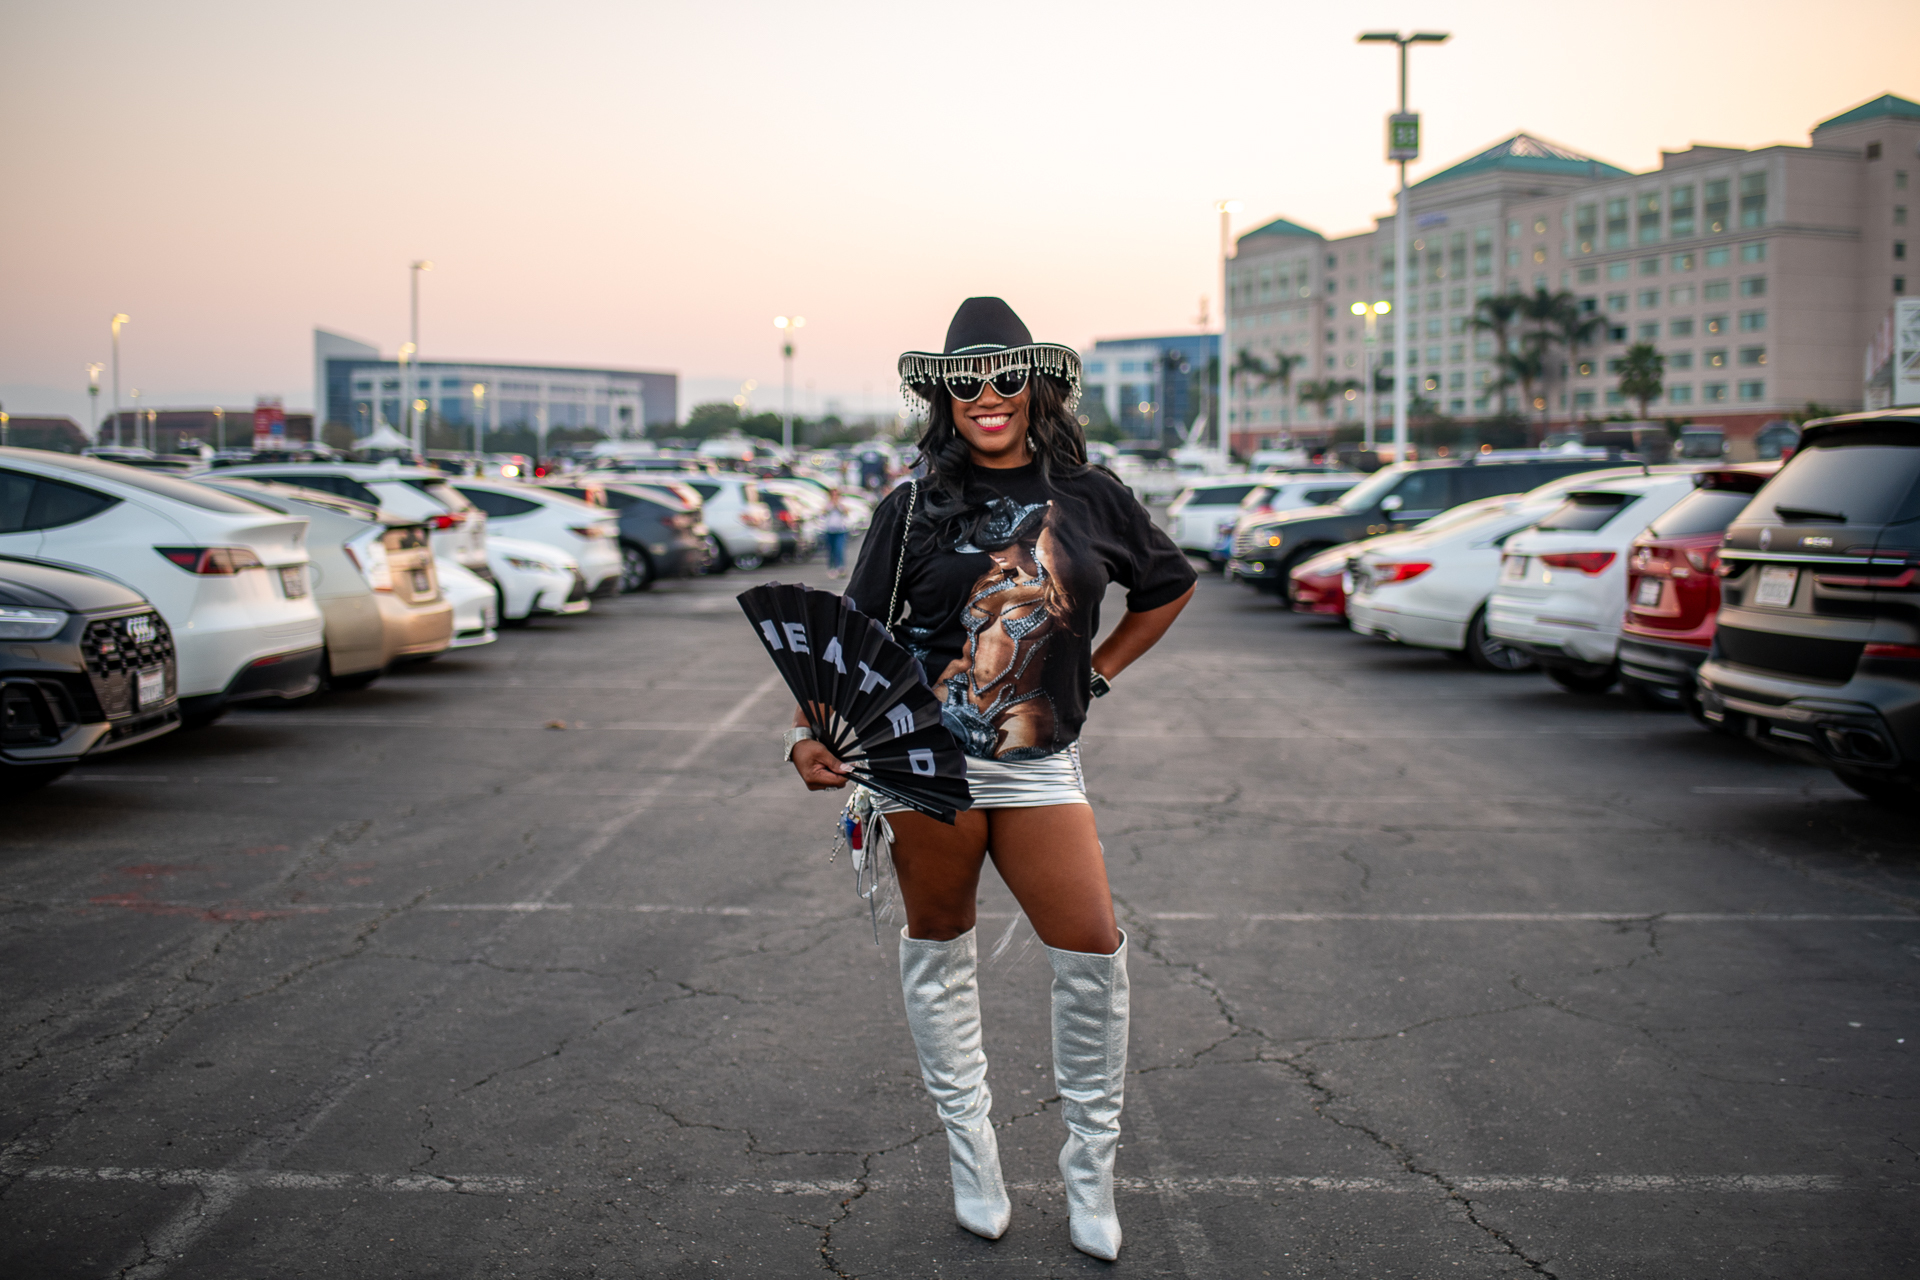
<box><xmin>405</xmin><ymin>478</ymin><xmax>477</xmax><ymax>512</ymax></box>
<box><xmin>1536</xmin><ymin>491</ymin><xmax>1638</xmax><ymax>532</ymax></box>
<box><xmin>1390</xmin><ymin>469</ymin><xmax>1455</xmax><ymax>511</ymax></box>
<box><xmin>38</xmin><ymin>457</ymin><xmax>265</xmax><ymax>513</ymax></box>
<box><xmin>1645</xmin><ymin>488</ymin><xmax>1755</xmax><ymax>538</ymax></box>
<box><xmin>688</xmin><ymin>482</ymin><xmax>720</xmax><ymax>500</ymax></box>
<box><xmin>252</xmin><ymin>472</ymin><xmax>381</xmax><ymax>507</ymax></box>
<box><xmin>1194</xmin><ymin>484</ymin><xmax>1256</xmax><ymax>505</ymax></box>
<box><xmin>0</xmin><ymin>470</ymin><xmax>121</xmax><ymax>532</ymax></box>
<box><xmin>456</xmin><ymin>487</ymin><xmax>541</xmax><ymax>518</ymax></box>
<box><xmin>1750</xmin><ymin>439</ymin><xmax>1920</xmax><ymax>525</ymax></box>
<box><xmin>1302</xmin><ymin>487</ymin><xmax>1353</xmax><ymax>506</ymax></box>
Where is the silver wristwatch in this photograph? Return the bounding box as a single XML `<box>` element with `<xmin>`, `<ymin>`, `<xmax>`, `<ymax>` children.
<box><xmin>782</xmin><ymin>726</ymin><xmax>815</xmax><ymax>762</ymax></box>
<box><xmin>1089</xmin><ymin>670</ymin><xmax>1113</xmax><ymax>699</ymax></box>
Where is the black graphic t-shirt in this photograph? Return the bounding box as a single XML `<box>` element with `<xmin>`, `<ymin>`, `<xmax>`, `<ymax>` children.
<box><xmin>845</xmin><ymin>461</ymin><xmax>1195</xmax><ymax>761</ymax></box>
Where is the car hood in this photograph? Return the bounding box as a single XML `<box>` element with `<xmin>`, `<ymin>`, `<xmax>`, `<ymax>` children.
<box><xmin>0</xmin><ymin>557</ymin><xmax>152</xmax><ymax>611</ymax></box>
<box><xmin>1249</xmin><ymin>503</ymin><xmax>1347</xmax><ymax>530</ymax></box>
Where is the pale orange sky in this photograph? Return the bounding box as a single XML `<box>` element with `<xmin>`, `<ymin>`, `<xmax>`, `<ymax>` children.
<box><xmin>3</xmin><ymin>0</ymin><xmax>1917</xmax><ymax>426</ymax></box>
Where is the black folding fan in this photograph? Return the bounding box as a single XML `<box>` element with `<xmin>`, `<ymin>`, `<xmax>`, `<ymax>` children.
<box><xmin>738</xmin><ymin>582</ymin><xmax>971</xmax><ymax>823</ymax></box>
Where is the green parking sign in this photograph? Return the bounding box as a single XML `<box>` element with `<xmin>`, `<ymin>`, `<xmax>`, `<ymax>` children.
<box><xmin>1388</xmin><ymin>113</ymin><xmax>1419</xmax><ymax>162</ymax></box>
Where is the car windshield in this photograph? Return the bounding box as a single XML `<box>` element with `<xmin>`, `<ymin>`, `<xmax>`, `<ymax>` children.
<box><xmin>1645</xmin><ymin>488</ymin><xmax>1755</xmax><ymax>538</ymax></box>
<box><xmin>1750</xmin><ymin>438</ymin><xmax>1920</xmax><ymax>525</ymax></box>
<box><xmin>1192</xmin><ymin>484</ymin><xmax>1255</xmax><ymax>506</ymax></box>
<box><xmin>688</xmin><ymin>482</ymin><xmax>720</xmax><ymax>500</ymax></box>
<box><xmin>1414</xmin><ymin>498</ymin><xmax>1511</xmax><ymax>534</ymax></box>
<box><xmin>405</xmin><ymin>478</ymin><xmax>477</xmax><ymax>512</ymax></box>
<box><xmin>1535</xmin><ymin>491</ymin><xmax>1639</xmax><ymax>532</ymax></box>
<box><xmin>1334</xmin><ymin>468</ymin><xmax>1404</xmax><ymax>512</ymax></box>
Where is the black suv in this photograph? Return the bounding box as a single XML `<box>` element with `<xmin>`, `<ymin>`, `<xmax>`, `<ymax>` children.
<box><xmin>1696</xmin><ymin>409</ymin><xmax>1920</xmax><ymax>805</ymax></box>
<box><xmin>1226</xmin><ymin>452</ymin><xmax>1625</xmax><ymax>599</ymax></box>
<box><xmin>2</xmin><ymin>558</ymin><xmax>180</xmax><ymax>792</ymax></box>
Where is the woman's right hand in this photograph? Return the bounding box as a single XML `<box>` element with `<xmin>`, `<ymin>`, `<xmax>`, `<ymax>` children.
<box><xmin>791</xmin><ymin>739</ymin><xmax>853</xmax><ymax>790</ymax></box>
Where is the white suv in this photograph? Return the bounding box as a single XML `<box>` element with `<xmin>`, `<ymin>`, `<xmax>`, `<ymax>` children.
<box><xmin>451</xmin><ymin>480</ymin><xmax>622</xmax><ymax>598</ymax></box>
<box><xmin>1</xmin><ymin>449</ymin><xmax>325</xmax><ymax>726</ymax></box>
<box><xmin>683</xmin><ymin>475</ymin><xmax>778</xmax><ymax>571</ymax></box>
<box><xmin>213</xmin><ymin>462</ymin><xmax>490</xmax><ymax>575</ymax></box>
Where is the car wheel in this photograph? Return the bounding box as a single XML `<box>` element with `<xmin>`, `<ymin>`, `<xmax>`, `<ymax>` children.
<box><xmin>620</xmin><ymin>543</ymin><xmax>656</xmax><ymax>593</ymax></box>
<box><xmin>1462</xmin><ymin>608</ymin><xmax>1536</xmax><ymax>673</ymax></box>
<box><xmin>1836</xmin><ymin>772</ymin><xmax>1920</xmax><ymax>810</ymax></box>
<box><xmin>497</xmin><ymin>586</ymin><xmax>530</xmax><ymax>628</ymax></box>
<box><xmin>1546</xmin><ymin>663</ymin><xmax>1618</xmax><ymax>695</ymax></box>
<box><xmin>733</xmin><ymin>551</ymin><xmax>764</xmax><ymax>571</ymax></box>
<box><xmin>1277</xmin><ymin>548</ymin><xmax>1321</xmax><ymax>606</ymax></box>
<box><xmin>0</xmin><ymin>762</ymin><xmax>73</xmax><ymax>794</ymax></box>
<box><xmin>703</xmin><ymin>535</ymin><xmax>732</xmax><ymax>575</ymax></box>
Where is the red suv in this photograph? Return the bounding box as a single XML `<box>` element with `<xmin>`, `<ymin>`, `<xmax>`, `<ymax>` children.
<box><xmin>1619</xmin><ymin>464</ymin><xmax>1779</xmax><ymax>716</ymax></box>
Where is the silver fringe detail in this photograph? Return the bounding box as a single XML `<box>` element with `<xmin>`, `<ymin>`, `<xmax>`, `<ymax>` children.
<box><xmin>897</xmin><ymin>346</ymin><xmax>1083</xmax><ymax>415</ymax></box>
<box><xmin>830</xmin><ymin>786</ymin><xmax>899</xmax><ymax>943</ymax></box>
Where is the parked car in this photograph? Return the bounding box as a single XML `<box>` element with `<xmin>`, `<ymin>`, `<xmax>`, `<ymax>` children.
<box><xmin>1618</xmin><ymin>464</ymin><xmax>1780</xmax><ymax>713</ymax></box>
<box><xmin>1346</xmin><ymin>472</ymin><xmax>1651</xmax><ymax>671</ymax></box>
<box><xmin>487</xmin><ymin>535</ymin><xmax>588</xmax><ymax>623</ymax></box>
<box><xmin>1212</xmin><ymin>473</ymin><xmax>1363</xmax><ymax>567</ymax></box>
<box><xmin>434</xmin><ymin>558</ymin><xmax>499</xmax><ymax>651</ymax></box>
<box><xmin>1164</xmin><ymin>477</ymin><xmax>1267</xmax><ymax>555</ymax></box>
<box><xmin>450</xmin><ymin>480</ymin><xmax>622</xmax><ymax>597</ymax></box>
<box><xmin>212</xmin><ymin>462</ymin><xmax>492</xmax><ymax>577</ymax></box>
<box><xmin>199</xmin><ymin>479</ymin><xmax>454</xmax><ymax>687</ymax></box>
<box><xmin>1696</xmin><ymin>409</ymin><xmax>1920</xmax><ymax>806</ymax></box>
<box><xmin>539</xmin><ymin>480</ymin><xmax>710</xmax><ymax>591</ymax></box>
<box><xmin>1228</xmin><ymin>452</ymin><xmax>1624</xmax><ymax>600</ymax></box>
<box><xmin>0</xmin><ymin>448</ymin><xmax>324</xmax><ymax>727</ymax></box>
<box><xmin>683</xmin><ymin>475</ymin><xmax>778</xmax><ymax>571</ymax></box>
<box><xmin>1489</xmin><ymin>471</ymin><xmax>1707</xmax><ymax>693</ymax></box>
<box><xmin>1287</xmin><ymin>544</ymin><xmax>1357</xmax><ymax>618</ymax></box>
<box><xmin>1</xmin><ymin>558</ymin><xmax>180</xmax><ymax>792</ymax></box>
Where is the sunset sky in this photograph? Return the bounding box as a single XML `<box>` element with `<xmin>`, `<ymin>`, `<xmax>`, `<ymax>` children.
<box><xmin>4</xmin><ymin>0</ymin><xmax>1918</xmax><ymax>428</ymax></box>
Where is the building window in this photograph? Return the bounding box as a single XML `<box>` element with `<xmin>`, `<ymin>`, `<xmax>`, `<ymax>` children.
<box><xmin>1671</xmin><ymin>252</ymin><xmax>1695</xmax><ymax>272</ymax></box>
<box><xmin>1739</xmin><ymin>311</ymin><xmax>1767</xmax><ymax>332</ymax></box>
<box><xmin>1668</xmin><ymin>384</ymin><xmax>1693</xmax><ymax>404</ymax></box>
<box><xmin>1705</xmin><ymin>246</ymin><xmax>1731</xmax><ymax>268</ymax></box>
<box><xmin>1606</xmin><ymin>390</ymin><xmax>1626</xmax><ymax>407</ymax></box>
<box><xmin>1507</xmin><ymin>248</ymin><xmax>1520</xmax><ymax>267</ymax></box>
<box><xmin>1670</xmin><ymin>185</ymin><xmax>1695</xmax><ymax>237</ymax></box>
<box><xmin>1704</xmin><ymin>280</ymin><xmax>1731</xmax><ymax>301</ymax></box>
<box><xmin>1741</xmin><ymin>242</ymin><xmax>1767</xmax><ymax>263</ymax></box>
<box><xmin>1637</xmin><ymin>322</ymin><xmax>1659</xmax><ymax>340</ymax></box>
<box><xmin>1670</xmin><ymin>285</ymin><xmax>1696</xmax><ymax>306</ymax></box>
<box><xmin>1898</xmin><ymin>206</ymin><xmax>1909</xmax><ymax>226</ymax></box>
<box><xmin>1899</xmin><ymin>170</ymin><xmax>1910</xmax><ymax>190</ymax></box>
<box><xmin>1703</xmin><ymin>383</ymin><xmax>1728</xmax><ymax>402</ymax></box>
<box><xmin>1704</xmin><ymin>179</ymin><xmax>1730</xmax><ymax>234</ymax></box>
<box><xmin>1426</xmin><ymin>345</ymin><xmax>1442</xmax><ymax>364</ymax></box>
<box><xmin>1638</xmin><ymin>192</ymin><xmax>1662</xmax><ymax>243</ymax></box>
<box><xmin>1577</xmin><ymin>265</ymin><xmax>1598</xmax><ymax>284</ymax></box>
<box><xmin>1574</xmin><ymin>390</ymin><xmax>1597</xmax><ymax>410</ymax></box>
<box><xmin>1607</xmin><ymin>324</ymin><xmax>1628</xmax><ymax>342</ymax></box>
<box><xmin>1899</xmin><ymin>278</ymin><xmax>1909</xmax><ymax>295</ymax></box>
<box><xmin>1867</xmin><ymin>142</ymin><xmax>1883</xmax><ymax>161</ymax></box>
<box><xmin>1326</xmin><ymin>356</ymin><xmax>1336</xmax><ymax>369</ymax></box>
<box><xmin>1740</xmin><ymin>276</ymin><xmax>1767</xmax><ymax>297</ymax></box>
<box><xmin>1449</xmin><ymin>343</ymin><xmax>1465</xmax><ymax>363</ymax></box>
<box><xmin>1575</xmin><ymin>203</ymin><xmax>1597</xmax><ymax>253</ymax></box>
<box><xmin>1448</xmin><ymin>371</ymin><xmax>1465</xmax><ymax>390</ymax></box>
<box><xmin>1507</xmin><ymin>220</ymin><xmax>1521</xmax><ymax>239</ymax></box>
<box><xmin>1739</xmin><ymin>346</ymin><xmax>1767</xmax><ymax>366</ymax></box>
<box><xmin>1607</xmin><ymin>261</ymin><xmax>1630</xmax><ymax>281</ymax></box>
<box><xmin>1670</xmin><ymin>351</ymin><xmax>1695</xmax><ymax>369</ymax></box>
<box><xmin>1705</xmin><ymin>349</ymin><xmax>1728</xmax><ymax>369</ymax></box>
<box><xmin>1475</xmin><ymin>338</ymin><xmax>1494</xmax><ymax>359</ymax></box>
<box><xmin>1606</xmin><ymin>198</ymin><xmax>1630</xmax><ymax>249</ymax></box>
<box><xmin>1671</xmin><ymin>318</ymin><xmax>1695</xmax><ymax>337</ymax></box>
<box><xmin>1449</xmin><ymin>287</ymin><xmax>1467</xmax><ymax>308</ymax></box>
<box><xmin>1638</xmin><ymin>257</ymin><xmax>1660</xmax><ymax>276</ymax></box>
<box><xmin>1739</xmin><ymin>173</ymin><xmax>1767</xmax><ymax>227</ymax></box>
<box><xmin>1897</xmin><ymin>241</ymin><xmax>1908</xmax><ymax>260</ymax></box>
<box><xmin>1739</xmin><ymin>380</ymin><xmax>1765</xmax><ymax>401</ymax></box>
<box><xmin>1606</xmin><ymin>293</ymin><xmax>1628</xmax><ymax>313</ymax></box>
<box><xmin>1605</xmin><ymin>358</ymin><xmax>1625</xmax><ymax>374</ymax></box>
<box><xmin>1638</xmin><ymin>289</ymin><xmax>1660</xmax><ymax>309</ymax></box>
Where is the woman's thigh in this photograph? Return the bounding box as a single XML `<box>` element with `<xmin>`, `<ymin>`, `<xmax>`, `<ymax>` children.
<box><xmin>888</xmin><ymin>809</ymin><xmax>990</xmax><ymax>941</ymax></box>
<box><xmin>986</xmin><ymin>804</ymin><xmax>1119</xmax><ymax>955</ymax></box>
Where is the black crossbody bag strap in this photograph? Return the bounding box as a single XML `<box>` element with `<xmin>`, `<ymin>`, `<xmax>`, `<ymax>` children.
<box><xmin>885</xmin><ymin>480</ymin><xmax>918</xmax><ymax>630</ymax></box>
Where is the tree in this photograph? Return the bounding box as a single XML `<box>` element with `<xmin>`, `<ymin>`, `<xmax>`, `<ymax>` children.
<box><xmin>1616</xmin><ymin>343</ymin><xmax>1666</xmax><ymax>419</ymax></box>
<box><xmin>1232</xmin><ymin>348</ymin><xmax>1306</xmax><ymax>426</ymax></box>
<box><xmin>1469</xmin><ymin>292</ymin><xmax>1528</xmax><ymax>373</ymax></box>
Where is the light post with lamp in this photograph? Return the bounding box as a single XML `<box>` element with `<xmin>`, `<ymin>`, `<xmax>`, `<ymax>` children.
<box><xmin>86</xmin><ymin>363</ymin><xmax>103</xmax><ymax>440</ymax></box>
<box><xmin>1350</xmin><ymin>300</ymin><xmax>1391</xmax><ymax>451</ymax></box>
<box><xmin>214</xmin><ymin>405</ymin><xmax>225</xmax><ymax>453</ymax></box>
<box><xmin>110</xmin><ymin>314</ymin><xmax>130</xmax><ymax>445</ymax></box>
<box><xmin>129</xmin><ymin>388</ymin><xmax>141</xmax><ymax>450</ymax></box>
<box><xmin>1214</xmin><ymin>199</ymin><xmax>1241</xmax><ymax>462</ymax></box>
<box><xmin>397</xmin><ymin>342</ymin><xmax>416</xmax><ymax>450</ymax></box>
<box><xmin>471</xmin><ymin>383</ymin><xmax>486</xmax><ymax>467</ymax></box>
<box><xmin>1358</xmin><ymin>30</ymin><xmax>1449</xmax><ymax>468</ymax></box>
<box><xmin>1</xmin><ymin>406</ymin><xmax>9</xmax><ymax>448</ymax></box>
<box><xmin>409</xmin><ymin>260</ymin><xmax>432</xmax><ymax>449</ymax></box>
<box><xmin>774</xmin><ymin>316</ymin><xmax>804</xmax><ymax>452</ymax></box>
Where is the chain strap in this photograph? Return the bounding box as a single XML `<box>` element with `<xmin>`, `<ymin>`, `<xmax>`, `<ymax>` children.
<box><xmin>885</xmin><ymin>480</ymin><xmax>918</xmax><ymax>630</ymax></box>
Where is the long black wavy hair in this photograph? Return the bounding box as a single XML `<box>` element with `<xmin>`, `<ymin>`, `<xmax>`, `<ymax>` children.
<box><xmin>909</xmin><ymin>372</ymin><xmax>1091</xmax><ymax>552</ymax></box>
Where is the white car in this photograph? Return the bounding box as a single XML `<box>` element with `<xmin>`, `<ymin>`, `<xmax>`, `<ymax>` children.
<box><xmin>434</xmin><ymin>558</ymin><xmax>498</xmax><ymax>650</ymax></box>
<box><xmin>1213</xmin><ymin>473</ymin><xmax>1363</xmax><ymax>566</ymax></box>
<box><xmin>487</xmin><ymin>535</ymin><xmax>588</xmax><ymax>623</ymax></box>
<box><xmin>1488</xmin><ymin>471</ymin><xmax>1707</xmax><ymax>693</ymax></box>
<box><xmin>1164</xmin><ymin>477</ymin><xmax>1269</xmax><ymax>555</ymax></box>
<box><xmin>683</xmin><ymin>474</ymin><xmax>778</xmax><ymax>571</ymax></box>
<box><xmin>1346</xmin><ymin>469</ymin><xmax>1646</xmax><ymax>670</ymax></box>
<box><xmin>1</xmin><ymin>448</ymin><xmax>325</xmax><ymax>726</ymax></box>
<box><xmin>450</xmin><ymin>479</ymin><xmax>622</xmax><ymax>598</ymax></box>
<box><xmin>212</xmin><ymin>462</ymin><xmax>491</xmax><ymax>575</ymax></box>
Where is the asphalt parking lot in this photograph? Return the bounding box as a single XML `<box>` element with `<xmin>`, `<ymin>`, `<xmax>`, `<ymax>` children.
<box><xmin>3</xmin><ymin>556</ymin><xmax>1916</xmax><ymax>1279</ymax></box>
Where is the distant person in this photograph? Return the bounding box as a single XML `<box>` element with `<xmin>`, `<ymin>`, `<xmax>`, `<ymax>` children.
<box><xmin>783</xmin><ymin>297</ymin><xmax>1195</xmax><ymax>1260</ymax></box>
<box><xmin>821</xmin><ymin>488</ymin><xmax>851</xmax><ymax>577</ymax></box>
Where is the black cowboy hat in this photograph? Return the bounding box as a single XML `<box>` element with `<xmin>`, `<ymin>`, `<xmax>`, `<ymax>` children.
<box><xmin>897</xmin><ymin>297</ymin><xmax>1082</xmax><ymax>412</ymax></box>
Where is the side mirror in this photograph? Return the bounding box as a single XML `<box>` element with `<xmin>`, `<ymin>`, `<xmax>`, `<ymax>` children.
<box><xmin>1380</xmin><ymin>494</ymin><xmax>1404</xmax><ymax>512</ymax></box>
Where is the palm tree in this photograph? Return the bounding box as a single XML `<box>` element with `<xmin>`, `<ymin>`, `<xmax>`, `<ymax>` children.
<box><xmin>1617</xmin><ymin>343</ymin><xmax>1666</xmax><ymax>419</ymax></box>
<box><xmin>1232</xmin><ymin>348</ymin><xmax>1306</xmax><ymax>424</ymax></box>
<box><xmin>1296</xmin><ymin>378</ymin><xmax>1352</xmax><ymax>424</ymax></box>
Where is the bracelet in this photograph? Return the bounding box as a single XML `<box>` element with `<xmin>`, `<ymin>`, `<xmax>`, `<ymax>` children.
<box><xmin>782</xmin><ymin>726</ymin><xmax>815</xmax><ymax>761</ymax></box>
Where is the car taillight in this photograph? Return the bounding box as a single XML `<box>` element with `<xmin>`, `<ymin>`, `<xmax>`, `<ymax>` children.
<box><xmin>1371</xmin><ymin>562</ymin><xmax>1432</xmax><ymax>584</ymax></box>
<box><xmin>568</xmin><ymin>525</ymin><xmax>609</xmax><ymax>539</ymax></box>
<box><xmin>428</xmin><ymin>513</ymin><xmax>465</xmax><ymax>530</ymax></box>
<box><xmin>777</xmin><ymin>510</ymin><xmax>796</xmax><ymax>526</ymax></box>
<box><xmin>1540</xmin><ymin>551</ymin><xmax>1616</xmax><ymax>575</ymax></box>
<box><xmin>1864</xmin><ymin>643</ymin><xmax>1920</xmax><ymax>659</ymax></box>
<box><xmin>155</xmin><ymin>546</ymin><xmax>264</xmax><ymax>575</ymax></box>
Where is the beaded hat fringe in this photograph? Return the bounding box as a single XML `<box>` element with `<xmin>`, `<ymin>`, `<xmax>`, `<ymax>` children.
<box><xmin>897</xmin><ymin>345</ymin><xmax>1083</xmax><ymax>416</ymax></box>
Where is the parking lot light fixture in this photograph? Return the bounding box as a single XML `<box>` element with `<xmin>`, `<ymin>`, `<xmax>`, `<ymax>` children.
<box><xmin>110</xmin><ymin>314</ymin><xmax>130</xmax><ymax>445</ymax></box>
<box><xmin>86</xmin><ymin>363</ymin><xmax>103</xmax><ymax>440</ymax></box>
<box><xmin>1215</xmin><ymin>200</ymin><xmax>1241</xmax><ymax>460</ymax></box>
<box><xmin>775</xmin><ymin>316</ymin><xmax>805</xmax><ymax>452</ymax></box>
<box><xmin>472</xmin><ymin>383</ymin><xmax>486</xmax><ymax>465</ymax></box>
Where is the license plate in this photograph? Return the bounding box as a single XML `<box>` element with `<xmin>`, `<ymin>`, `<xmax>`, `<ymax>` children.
<box><xmin>410</xmin><ymin>568</ymin><xmax>432</xmax><ymax>595</ymax></box>
<box><xmin>1502</xmin><ymin>555</ymin><xmax>1528</xmax><ymax>581</ymax></box>
<box><xmin>1635</xmin><ymin>577</ymin><xmax>1663</xmax><ymax>606</ymax></box>
<box><xmin>1754</xmin><ymin>565</ymin><xmax>1798</xmax><ymax>607</ymax></box>
<box><xmin>136</xmin><ymin>667</ymin><xmax>165</xmax><ymax>709</ymax></box>
<box><xmin>279</xmin><ymin>566</ymin><xmax>309</xmax><ymax>598</ymax></box>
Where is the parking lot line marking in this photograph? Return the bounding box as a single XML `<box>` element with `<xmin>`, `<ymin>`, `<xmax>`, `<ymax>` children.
<box><xmin>1692</xmin><ymin>786</ymin><xmax>1856</xmax><ymax>796</ymax></box>
<box><xmin>22</xmin><ymin>1165</ymin><xmax>532</xmax><ymax>1195</ymax></box>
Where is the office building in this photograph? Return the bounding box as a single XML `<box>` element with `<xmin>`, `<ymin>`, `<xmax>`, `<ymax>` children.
<box><xmin>1225</xmin><ymin>92</ymin><xmax>1919</xmax><ymax>455</ymax></box>
<box><xmin>1078</xmin><ymin>332</ymin><xmax>1218</xmax><ymax>443</ymax></box>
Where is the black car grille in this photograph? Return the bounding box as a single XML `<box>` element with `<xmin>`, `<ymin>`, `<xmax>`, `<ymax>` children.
<box><xmin>82</xmin><ymin>612</ymin><xmax>176</xmax><ymax>719</ymax></box>
<box><xmin>566</xmin><ymin>570</ymin><xmax>589</xmax><ymax>603</ymax></box>
<box><xmin>1716</xmin><ymin>624</ymin><xmax>1862</xmax><ymax>684</ymax></box>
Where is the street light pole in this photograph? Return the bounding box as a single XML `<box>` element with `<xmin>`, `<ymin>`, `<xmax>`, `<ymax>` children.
<box><xmin>774</xmin><ymin>316</ymin><xmax>804</xmax><ymax>452</ymax></box>
<box><xmin>214</xmin><ymin>405</ymin><xmax>225</xmax><ymax>452</ymax></box>
<box><xmin>1352</xmin><ymin>301</ymin><xmax>1391</xmax><ymax>451</ymax></box>
<box><xmin>1359</xmin><ymin>30</ymin><xmax>1448</xmax><ymax>465</ymax></box>
<box><xmin>397</xmin><ymin>342</ymin><xmax>416</xmax><ymax>449</ymax></box>
<box><xmin>472</xmin><ymin>383</ymin><xmax>486</xmax><ymax>467</ymax></box>
<box><xmin>129</xmin><ymin>388</ymin><xmax>141</xmax><ymax>451</ymax></box>
<box><xmin>110</xmin><ymin>314</ymin><xmax>129</xmax><ymax>446</ymax></box>
<box><xmin>1215</xmin><ymin>200</ymin><xmax>1241</xmax><ymax>462</ymax></box>
<box><xmin>86</xmin><ymin>363</ymin><xmax>103</xmax><ymax>441</ymax></box>
<box><xmin>409</xmin><ymin>261</ymin><xmax>431</xmax><ymax>455</ymax></box>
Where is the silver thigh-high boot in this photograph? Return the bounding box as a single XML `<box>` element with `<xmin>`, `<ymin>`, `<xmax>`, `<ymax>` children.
<box><xmin>899</xmin><ymin>927</ymin><xmax>1012</xmax><ymax>1240</ymax></box>
<box><xmin>1046</xmin><ymin>930</ymin><xmax>1129</xmax><ymax>1261</ymax></box>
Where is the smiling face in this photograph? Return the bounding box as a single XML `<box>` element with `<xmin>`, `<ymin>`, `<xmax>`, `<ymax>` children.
<box><xmin>950</xmin><ymin>374</ymin><xmax>1032</xmax><ymax>470</ymax></box>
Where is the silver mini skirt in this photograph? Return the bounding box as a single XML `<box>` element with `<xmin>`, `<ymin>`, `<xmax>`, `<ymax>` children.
<box><xmin>872</xmin><ymin>743</ymin><xmax>1087</xmax><ymax>813</ymax></box>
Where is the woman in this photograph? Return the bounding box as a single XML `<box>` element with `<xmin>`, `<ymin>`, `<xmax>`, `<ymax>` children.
<box><xmin>785</xmin><ymin>297</ymin><xmax>1195</xmax><ymax>1259</ymax></box>
<box><xmin>821</xmin><ymin>488</ymin><xmax>851</xmax><ymax>577</ymax></box>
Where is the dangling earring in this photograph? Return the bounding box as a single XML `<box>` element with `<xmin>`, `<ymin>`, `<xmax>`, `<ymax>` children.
<box><xmin>1026</xmin><ymin>431</ymin><xmax>1037</xmax><ymax>455</ymax></box>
